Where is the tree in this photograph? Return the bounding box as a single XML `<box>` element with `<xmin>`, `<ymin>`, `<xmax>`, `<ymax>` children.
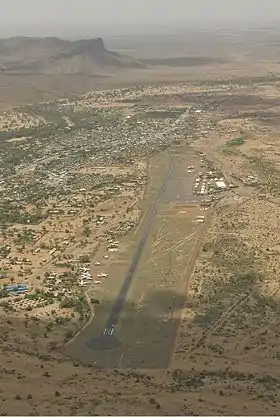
<box><xmin>83</xmin><ymin>227</ymin><xmax>91</xmax><ymax>238</ymax></box>
<box><xmin>79</xmin><ymin>255</ymin><xmax>90</xmax><ymax>263</ymax></box>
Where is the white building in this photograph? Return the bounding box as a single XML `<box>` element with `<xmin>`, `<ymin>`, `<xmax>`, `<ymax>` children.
<box><xmin>216</xmin><ymin>180</ymin><xmax>227</xmax><ymax>189</ymax></box>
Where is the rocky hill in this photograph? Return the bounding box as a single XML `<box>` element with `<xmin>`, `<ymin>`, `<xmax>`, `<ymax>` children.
<box><xmin>0</xmin><ymin>37</ymin><xmax>145</xmax><ymax>74</ymax></box>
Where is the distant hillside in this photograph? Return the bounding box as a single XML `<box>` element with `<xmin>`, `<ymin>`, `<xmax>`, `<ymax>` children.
<box><xmin>0</xmin><ymin>37</ymin><xmax>146</xmax><ymax>74</ymax></box>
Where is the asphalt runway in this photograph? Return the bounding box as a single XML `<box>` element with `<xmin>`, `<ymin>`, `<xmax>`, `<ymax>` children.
<box><xmin>63</xmin><ymin>150</ymin><xmax>204</xmax><ymax>368</ymax></box>
<box><xmin>87</xmin><ymin>155</ymin><xmax>175</xmax><ymax>348</ymax></box>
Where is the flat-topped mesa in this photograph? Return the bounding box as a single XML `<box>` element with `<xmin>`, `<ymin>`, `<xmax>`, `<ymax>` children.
<box><xmin>74</xmin><ymin>38</ymin><xmax>107</xmax><ymax>55</ymax></box>
<box><xmin>0</xmin><ymin>36</ymin><xmax>145</xmax><ymax>74</ymax></box>
<box><xmin>66</xmin><ymin>37</ymin><xmax>122</xmax><ymax>61</ymax></box>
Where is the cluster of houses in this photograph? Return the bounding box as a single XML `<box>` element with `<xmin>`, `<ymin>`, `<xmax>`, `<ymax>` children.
<box><xmin>0</xmin><ymin>82</ymin><xmax>229</xmax><ymax>315</ymax></box>
<box><xmin>240</xmin><ymin>174</ymin><xmax>260</xmax><ymax>186</ymax></box>
<box><xmin>193</xmin><ymin>170</ymin><xmax>229</xmax><ymax>197</ymax></box>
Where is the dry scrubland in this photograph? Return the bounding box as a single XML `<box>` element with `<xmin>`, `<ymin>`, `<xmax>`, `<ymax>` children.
<box><xmin>172</xmin><ymin>81</ymin><xmax>280</xmax><ymax>414</ymax></box>
<box><xmin>2</xmin><ymin>43</ymin><xmax>280</xmax><ymax>414</ymax></box>
<box><xmin>0</xmin><ymin>111</ymin><xmax>47</xmax><ymax>131</ymax></box>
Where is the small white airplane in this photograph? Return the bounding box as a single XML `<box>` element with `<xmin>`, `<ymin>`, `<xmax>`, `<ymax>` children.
<box><xmin>97</xmin><ymin>273</ymin><xmax>108</xmax><ymax>278</ymax></box>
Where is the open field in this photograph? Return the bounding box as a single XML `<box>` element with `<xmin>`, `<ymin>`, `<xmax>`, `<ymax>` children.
<box><xmin>1</xmin><ymin>53</ymin><xmax>280</xmax><ymax>111</ymax></box>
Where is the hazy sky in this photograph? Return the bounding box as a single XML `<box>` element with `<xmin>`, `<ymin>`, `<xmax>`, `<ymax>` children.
<box><xmin>1</xmin><ymin>0</ymin><xmax>280</xmax><ymax>36</ymax></box>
